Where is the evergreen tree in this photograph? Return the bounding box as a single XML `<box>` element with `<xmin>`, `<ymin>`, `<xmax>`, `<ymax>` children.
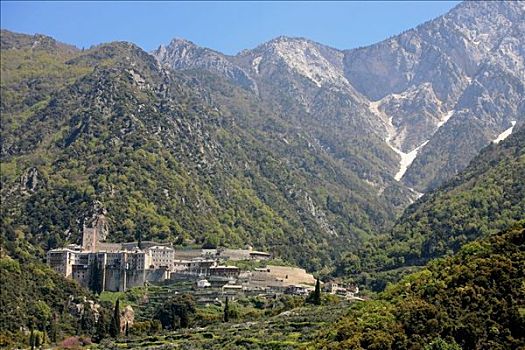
<box><xmin>34</xmin><ymin>333</ymin><xmax>41</xmax><ymax>348</ymax></box>
<box><xmin>49</xmin><ymin>314</ymin><xmax>58</xmax><ymax>343</ymax></box>
<box><xmin>223</xmin><ymin>297</ymin><xmax>229</xmax><ymax>323</ymax></box>
<box><xmin>313</xmin><ymin>278</ymin><xmax>321</xmax><ymax>305</ymax></box>
<box><xmin>109</xmin><ymin>299</ymin><xmax>121</xmax><ymax>338</ymax></box>
<box><xmin>136</xmin><ymin>231</ymin><xmax>142</xmax><ymax>250</ymax></box>
<box><xmin>80</xmin><ymin>303</ymin><xmax>96</xmax><ymax>334</ymax></box>
<box><xmin>179</xmin><ymin>305</ymin><xmax>189</xmax><ymax>328</ymax></box>
<box><xmin>29</xmin><ymin>323</ymin><xmax>35</xmax><ymax>350</ymax></box>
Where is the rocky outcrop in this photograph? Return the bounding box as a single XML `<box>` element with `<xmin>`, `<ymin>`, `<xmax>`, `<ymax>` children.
<box><xmin>120</xmin><ymin>305</ymin><xmax>135</xmax><ymax>333</ymax></box>
<box><xmin>153</xmin><ymin>39</ymin><xmax>258</xmax><ymax>93</ymax></box>
<box><xmin>343</xmin><ymin>0</ymin><xmax>525</xmax><ymax>191</ymax></box>
<box><xmin>154</xmin><ymin>1</ymin><xmax>525</xmax><ymax>193</ymax></box>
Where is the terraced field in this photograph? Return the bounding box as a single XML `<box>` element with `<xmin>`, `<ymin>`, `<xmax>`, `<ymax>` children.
<box><xmin>97</xmin><ymin>302</ymin><xmax>354</xmax><ymax>349</ymax></box>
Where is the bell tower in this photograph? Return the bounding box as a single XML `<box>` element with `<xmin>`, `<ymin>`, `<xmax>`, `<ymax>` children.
<box><xmin>82</xmin><ymin>214</ymin><xmax>109</xmax><ymax>252</ymax></box>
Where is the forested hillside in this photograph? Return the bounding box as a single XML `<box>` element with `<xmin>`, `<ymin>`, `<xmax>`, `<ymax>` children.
<box><xmin>332</xmin><ymin>126</ymin><xmax>524</xmax><ymax>291</ymax></box>
<box><xmin>1</xmin><ymin>1</ymin><xmax>524</xmax><ymax>348</ymax></box>
<box><xmin>0</xmin><ymin>30</ymin><xmax>406</xmax><ymax>272</ymax></box>
<box><xmin>387</xmin><ymin>127</ymin><xmax>525</xmax><ymax>268</ymax></box>
<box><xmin>319</xmin><ymin>223</ymin><xmax>525</xmax><ymax>350</ymax></box>
<box><xmin>0</xmin><ymin>30</ymin><xmax>411</xmax><ymax>347</ymax></box>
<box><xmin>92</xmin><ymin>224</ymin><xmax>525</xmax><ymax>350</ymax></box>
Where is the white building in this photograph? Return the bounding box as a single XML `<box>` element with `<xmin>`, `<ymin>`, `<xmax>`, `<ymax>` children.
<box><xmin>196</xmin><ymin>279</ymin><xmax>211</xmax><ymax>288</ymax></box>
<box><xmin>146</xmin><ymin>245</ymin><xmax>175</xmax><ymax>269</ymax></box>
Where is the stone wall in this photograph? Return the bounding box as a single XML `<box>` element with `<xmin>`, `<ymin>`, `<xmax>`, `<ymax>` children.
<box><xmin>145</xmin><ymin>268</ymin><xmax>169</xmax><ymax>283</ymax></box>
<box><xmin>104</xmin><ymin>267</ymin><xmax>124</xmax><ymax>292</ymax></box>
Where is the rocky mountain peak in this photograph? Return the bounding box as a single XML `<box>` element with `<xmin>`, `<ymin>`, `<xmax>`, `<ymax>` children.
<box><xmin>153</xmin><ymin>0</ymin><xmax>524</xmax><ymax>194</ymax></box>
<box><xmin>152</xmin><ymin>37</ymin><xmax>258</xmax><ymax>92</ymax></box>
<box><xmin>244</xmin><ymin>37</ymin><xmax>348</xmax><ymax>88</ymax></box>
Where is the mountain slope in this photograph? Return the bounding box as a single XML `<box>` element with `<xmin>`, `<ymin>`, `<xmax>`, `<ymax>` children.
<box><xmin>385</xmin><ymin>125</ymin><xmax>525</xmax><ymax>269</ymax></box>
<box><xmin>154</xmin><ymin>0</ymin><xmax>525</xmax><ymax>194</ymax></box>
<box><xmin>344</xmin><ymin>0</ymin><xmax>525</xmax><ymax>191</ymax></box>
<box><xmin>154</xmin><ymin>37</ymin><xmax>410</xmax><ymax>206</ymax></box>
<box><xmin>95</xmin><ymin>224</ymin><xmax>525</xmax><ymax>350</ymax></box>
<box><xmin>0</xmin><ymin>31</ymin><xmax>404</xmax><ymax>271</ymax></box>
<box><xmin>319</xmin><ymin>223</ymin><xmax>525</xmax><ymax>350</ymax></box>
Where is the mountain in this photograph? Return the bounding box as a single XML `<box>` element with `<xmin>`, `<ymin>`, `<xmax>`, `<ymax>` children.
<box><xmin>2</xmin><ymin>0</ymin><xmax>524</xmax><ymax>277</ymax></box>
<box><xmin>0</xmin><ymin>30</ymin><xmax>407</xmax><ymax>272</ymax></box>
<box><xmin>385</xmin><ymin>125</ymin><xmax>525</xmax><ymax>269</ymax></box>
<box><xmin>1</xmin><ymin>2</ymin><xmax>524</xmax><ymax>348</ymax></box>
<box><xmin>331</xmin><ymin>123</ymin><xmax>524</xmax><ymax>292</ymax></box>
<box><xmin>154</xmin><ymin>0</ymin><xmax>525</xmax><ymax>193</ymax></box>
<box><xmin>155</xmin><ymin>36</ymin><xmax>409</xmax><ymax>203</ymax></box>
<box><xmin>318</xmin><ymin>223</ymin><xmax>525</xmax><ymax>350</ymax></box>
<box><xmin>2</xmin><ymin>0</ymin><xmax>524</xmax><ymax>280</ymax></box>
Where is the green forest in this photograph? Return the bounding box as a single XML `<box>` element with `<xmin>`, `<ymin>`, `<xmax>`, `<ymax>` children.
<box><xmin>1</xmin><ymin>29</ymin><xmax>524</xmax><ymax>349</ymax></box>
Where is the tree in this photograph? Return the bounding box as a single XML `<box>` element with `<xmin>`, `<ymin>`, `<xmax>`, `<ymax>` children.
<box><xmin>313</xmin><ymin>278</ymin><xmax>321</xmax><ymax>305</ymax></box>
<box><xmin>109</xmin><ymin>299</ymin><xmax>121</xmax><ymax>338</ymax></box>
<box><xmin>223</xmin><ymin>297</ymin><xmax>229</xmax><ymax>323</ymax></box>
<box><xmin>29</xmin><ymin>323</ymin><xmax>35</xmax><ymax>350</ymax></box>
<box><xmin>154</xmin><ymin>294</ymin><xmax>196</xmax><ymax>330</ymax></box>
<box><xmin>49</xmin><ymin>314</ymin><xmax>58</xmax><ymax>343</ymax></box>
<box><xmin>93</xmin><ymin>310</ymin><xmax>108</xmax><ymax>343</ymax></box>
<box><xmin>80</xmin><ymin>303</ymin><xmax>96</xmax><ymax>335</ymax></box>
<box><xmin>135</xmin><ymin>229</ymin><xmax>142</xmax><ymax>250</ymax></box>
<box><xmin>306</xmin><ymin>278</ymin><xmax>322</xmax><ymax>305</ymax></box>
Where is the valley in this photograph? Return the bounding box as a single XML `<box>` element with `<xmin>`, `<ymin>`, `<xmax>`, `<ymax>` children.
<box><xmin>1</xmin><ymin>1</ymin><xmax>524</xmax><ymax>349</ymax></box>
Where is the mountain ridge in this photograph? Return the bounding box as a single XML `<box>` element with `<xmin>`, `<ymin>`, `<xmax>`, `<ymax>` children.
<box><xmin>1</xmin><ymin>31</ymin><xmax>409</xmax><ymax>272</ymax></box>
<box><xmin>153</xmin><ymin>0</ymin><xmax>525</xmax><ymax>193</ymax></box>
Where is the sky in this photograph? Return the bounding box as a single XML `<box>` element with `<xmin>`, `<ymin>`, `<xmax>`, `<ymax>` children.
<box><xmin>1</xmin><ymin>1</ymin><xmax>460</xmax><ymax>55</ymax></box>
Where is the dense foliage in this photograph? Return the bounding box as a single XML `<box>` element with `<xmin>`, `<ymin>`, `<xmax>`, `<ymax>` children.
<box><xmin>334</xmin><ymin>128</ymin><xmax>525</xmax><ymax>289</ymax></box>
<box><xmin>1</xmin><ymin>29</ymin><xmax>524</xmax><ymax>349</ymax></box>
<box><xmin>0</xmin><ymin>255</ymin><xmax>92</xmax><ymax>347</ymax></box>
<box><xmin>153</xmin><ymin>294</ymin><xmax>196</xmax><ymax>330</ymax></box>
<box><xmin>1</xmin><ymin>30</ymin><xmax>407</xmax><ymax>272</ymax></box>
<box><xmin>104</xmin><ymin>225</ymin><xmax>524</xmax><ymax>349</ymax></box>
<box><xmin>387</xmin><ymin>128</ymin><xmax>525</xmax><ymax>268</ymax></box>
<box><xmin>0</xmin><ymin>30</ymin><xmax>409</xmax><ymax>346</ymax></box>
<box><xmin>319</xmin><ymin>224</ymin><xmax>525</xmax><ymax>349</ymax></box>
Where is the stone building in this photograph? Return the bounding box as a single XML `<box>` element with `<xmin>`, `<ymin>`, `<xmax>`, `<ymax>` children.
<box><xmin>47</xmin><ymin>214</ymin><xmax>271</xmax><ymax>292</ymax></box>
<box><xmin>147</xmin><ymin>245</ymin><xmax>175</xmax><ymax>269</ymax></box>
<box><xmin>209</xmin><ymin>265</ymin><xmax>240</xmax><ymax>278</ymax></box>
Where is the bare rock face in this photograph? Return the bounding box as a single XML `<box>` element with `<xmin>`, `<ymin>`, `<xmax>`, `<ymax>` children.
<box><xmin>343</xmin><ymin>0</ymin><xmax>525</xmax><ymax>191</ymax></box>
<box><xmin>153</xmin><ymin>2</ymin><xmax>524</xmax><ymax>193</ymax></box>
<box><xmin>20</xmin><ymin>167</ymin><xmax>40</xmax><ymax>193</ymax></box>
<box><xmin>153</xmin><ymin>39</ymin><xmax>258</xmax><ymax>93</ymax></box>
<box><xmin>153</xmin><ymin>36</ymin><xmax>403</xmax><ymax>204</ymax></box>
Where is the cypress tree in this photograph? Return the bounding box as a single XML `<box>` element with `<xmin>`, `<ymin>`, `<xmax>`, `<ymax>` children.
<box><xmin>94</xmin><ymin>312</ymin><xmax>107</xmax><ymax>343</ymax></box>
<box><xmin>109</xmin><ymin>299</ymin><xmax>121</xmax><ymax>338</ymax></box>
<box><xmin>313</xmin><ymin>278</ymin><xmax>321</xmax><ymax>305</ymax></box>
<box><xmin>34</xmin><ymin>333</ymin><xmax>41</xmax><ymax>348</ymax></box>
<box><xmin>29</xmin><ymin>323</ymin><xmax>35</xmax><ymax>350</ymax></box>
<box><xmin>81</xmin><ymin>303</ymin><xmax>95</xmax><ymax>334</ymax></box>
<box><xmin>223</xmin><ymin>297</ymin><xmax>229</xmax><ymax>323</ymax></box>
<box><xmin>89</xmin><ymin>256</ymin><xmax>102</xmax><ymax>294</ymax></box>
<box><xmin>50</xmin><ymin>314</ymin><xmax>58</xmax><ymax>343</ymax></box>
<box><xmin>179</xmin><ymin>305</ymin><xmax>189</xmax><ymax>328</ymax></box>
<box><xmin>136</xmin><ymin>231</ymin><xmax>142</xmax><ymax>250</ymax></box>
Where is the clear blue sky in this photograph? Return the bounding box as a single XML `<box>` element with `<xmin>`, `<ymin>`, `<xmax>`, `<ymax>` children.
<box><xmin>1</xmin><ymin>1</ymin><xmax>460</xmax><ymax>54</ymax></box>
